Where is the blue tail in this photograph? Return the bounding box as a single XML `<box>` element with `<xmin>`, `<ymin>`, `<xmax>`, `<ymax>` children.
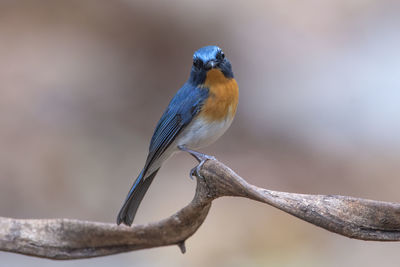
<box><xmin>117</xmin><ymin>169</ymin><xmax>159</xmax><ymax>226</ymax></box>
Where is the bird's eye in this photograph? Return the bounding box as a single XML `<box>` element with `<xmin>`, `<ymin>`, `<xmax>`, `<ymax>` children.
<box><xmin>216</xmin><ymin>51</ymin><xmax>225</xmax><ymax>61</ymax></box>
<box><xmin>193</xmin><ymin>58</ymin><xmax>203</xmax><ymax>69</ymax></box>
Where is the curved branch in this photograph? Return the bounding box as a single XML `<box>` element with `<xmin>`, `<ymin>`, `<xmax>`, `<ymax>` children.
<box><xmin>201</xmin><ymin>160</ymin><xmax>400</xmax><ymax>241</ymax></box>
<box><xmin>1</xmin><ymin>159</ymin><xmax>400</xmax><ymax>260</ymax></box>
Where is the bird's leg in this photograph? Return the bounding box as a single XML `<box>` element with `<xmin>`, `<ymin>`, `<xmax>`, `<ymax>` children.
<box><xmin>178</xmin><ymin>145</ymin><xmax>216</xmax><ymax>179</ymax></box>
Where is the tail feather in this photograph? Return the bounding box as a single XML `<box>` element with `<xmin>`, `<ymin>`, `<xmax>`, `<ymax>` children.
<box><xmin>117</xmin><ymin>169</ymin><xmax>159</xmax><ymax>226</ymax></box>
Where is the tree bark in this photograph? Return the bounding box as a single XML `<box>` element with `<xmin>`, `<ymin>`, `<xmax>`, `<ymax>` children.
<box><xmin>1</xmin><ymin>159</ymin><xmax>400</xmax><ymax>260</ymax></box>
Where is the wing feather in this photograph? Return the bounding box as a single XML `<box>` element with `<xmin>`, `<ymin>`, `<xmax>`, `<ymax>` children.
<box><xmin>142</xmin><ymin>83</ymin><xmax>208</xmax><ymax>175</ymax></box>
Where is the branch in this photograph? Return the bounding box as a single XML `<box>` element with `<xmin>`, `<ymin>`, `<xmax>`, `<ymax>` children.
<box><xmin>1</xmin><ymin>159</ymin><xmax>400</xmax><ymax>260</ymax></box>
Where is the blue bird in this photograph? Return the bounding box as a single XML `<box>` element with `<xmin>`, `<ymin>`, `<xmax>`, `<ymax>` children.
<box><xmin>117</xmin><ymin>45</ymin><xmax>239</xmax><ymax>226</ymax></box>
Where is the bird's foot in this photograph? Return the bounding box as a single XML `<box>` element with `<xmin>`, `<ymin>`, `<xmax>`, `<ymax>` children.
<box><xmin>178</xmin><ymin>145</ymin><xmax>216</xmax><ymax>179</ymax></box>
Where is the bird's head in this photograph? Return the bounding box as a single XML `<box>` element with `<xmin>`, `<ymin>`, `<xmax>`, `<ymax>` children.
<box><xmin>189</xmin><ymin>45</ymin><xmax>234</xmax><ymax>85</ymax></box>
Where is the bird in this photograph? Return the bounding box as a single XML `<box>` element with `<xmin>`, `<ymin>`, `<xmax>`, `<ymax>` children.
<box><xmin>117</xmin><ymin>45</ymin><xmax>239</xmax><ymax>226</ymax></box>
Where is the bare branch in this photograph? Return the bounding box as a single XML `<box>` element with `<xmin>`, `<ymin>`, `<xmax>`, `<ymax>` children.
<box><xmin>1</xmin><ymin>159</ymin><xmax>400</xmax><ymax>260</ymax></box>
<box><xmin>201</xmin><ymin>160</ymin><xmax>400</xmax><ymax>241</ymax></box>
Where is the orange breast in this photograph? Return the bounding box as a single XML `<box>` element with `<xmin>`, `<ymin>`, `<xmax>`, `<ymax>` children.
<box><xmin>200</xmin><ymin>69</ymin><xmax>239</xmax><ymax>122</ymax></box>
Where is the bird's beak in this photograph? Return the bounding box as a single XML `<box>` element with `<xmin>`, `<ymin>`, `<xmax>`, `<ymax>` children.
<box><xmin>205</xmin><ymin>60</ymin><xmax>218</xmax><ymax>70</ymax></box>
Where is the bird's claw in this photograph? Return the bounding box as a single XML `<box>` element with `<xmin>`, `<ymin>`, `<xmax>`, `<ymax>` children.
<box><xmin>189</xmin><ymin>167</ymin><xmax>197</xmax><ymax>180</ymax></box>
<box><xmin>178</xmin><ymin>145</ymin><xmax>216</xmax><ymax>179</ymax></box>
<box><xmin>189</xmin><ymin>158</ymin><xmax>208</xmax><ymax>179</ymax></box>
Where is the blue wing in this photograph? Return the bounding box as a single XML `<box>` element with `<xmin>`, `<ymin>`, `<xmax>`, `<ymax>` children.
<box><xmin>142</xmin><ymin>82</ymin><xmax>209</xmax><ymax>175</ymax></box>
<box><xmin>117</xmin><ymin>82</ymin><xmax>208</xmax><ymax>226</ymax></box>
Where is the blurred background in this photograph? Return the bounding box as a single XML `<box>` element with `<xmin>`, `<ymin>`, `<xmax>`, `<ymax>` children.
<box><xmin>1</xmin><ymin>0</ymin><xmax>400</xmax><ymax>266</ymax></box>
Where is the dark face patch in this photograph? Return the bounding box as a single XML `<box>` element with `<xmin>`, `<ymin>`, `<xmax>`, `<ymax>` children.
<box><xmin>189</xmin><ymin>46</ymin><xmax>234</xmax><ymax>86</ymax></box>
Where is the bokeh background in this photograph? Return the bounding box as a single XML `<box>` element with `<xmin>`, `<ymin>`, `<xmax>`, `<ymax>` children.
<box><xmin>1</xmin><ymin>0</ymin><xmax>400</xmax><ymax>266</ymax></box>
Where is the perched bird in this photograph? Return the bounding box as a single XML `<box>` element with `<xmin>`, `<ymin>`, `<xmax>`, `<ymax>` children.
<box><xmin>117</xmin><ymin>45</ymin><xmax>239</xmax><ymax>226</ymax></box>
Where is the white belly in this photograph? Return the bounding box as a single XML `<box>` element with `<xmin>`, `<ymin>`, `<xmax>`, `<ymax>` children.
<box><xmin>145</xmin><ymin>115</ymin><xmax>233</xmax><ymax>175</ymax></box>
<box><xmin>177</xmin><ymin>115</ymin><xmax>234</xmax><ymax>149</ymax></box>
